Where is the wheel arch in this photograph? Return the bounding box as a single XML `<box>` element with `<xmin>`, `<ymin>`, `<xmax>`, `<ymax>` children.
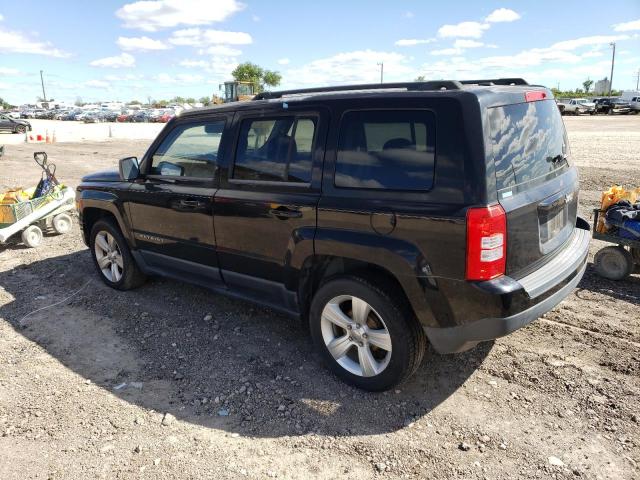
<box><xmin>78</xmin><ymin>189</ymin><xmax>134</xmax><ymax>247</ymax></box>
<box><xmin>297</xmin><ymin>253</ymin><xmax>437</xmax><ymax>328</ymax></box>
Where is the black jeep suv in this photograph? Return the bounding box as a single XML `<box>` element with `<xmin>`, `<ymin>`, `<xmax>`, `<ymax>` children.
<box><xmin>77</xmin><ymin>79</ymin><xmax>591</xmax><ymax>391</ymax></box>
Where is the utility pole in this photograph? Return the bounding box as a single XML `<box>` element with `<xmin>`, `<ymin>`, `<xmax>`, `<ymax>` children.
<box><xmin>39</xmin><ymin>70</ymin><xmax>47</xmax><ymax>101</ymax></box>
<box><xmin>608</xmin><ymin>42</ymin><xmax>616</xmax><ymax>97</ymax></box>
<box><xmin>377</xmin><ymin>62</ymin><xmax>384</xmax><ymax>83</ymax></box>
<box><xmin>634</xmin><ymin>69</ymin><xmax>640</xmax><ymax>90</ymax></box>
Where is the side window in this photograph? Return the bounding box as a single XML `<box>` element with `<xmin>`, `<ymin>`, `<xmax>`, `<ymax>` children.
<box><xmin>335</xmin><ymin>110</ymin><xmax>436</xmax><ymax>190</ymax></box>
<box><xmin>233</xmin><ymin>116</ymin><xmax>316</xmax><ymax>183</ymax></box>
<box><xmin>150</xmin><ymin>120</ymin><xmax>225</xmax><ymax>178</ymax></box>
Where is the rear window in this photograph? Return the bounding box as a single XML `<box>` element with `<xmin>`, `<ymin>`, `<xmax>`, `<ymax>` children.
<box><xmin>335</xmin><ymin>110</ymin><xmax>436</xmax><ymax>190</ymax></box>
<box><xmin>233</xmin><ymin>116</ymin><xmax>316</xmax><ymax>183</ymax></box>
<box><xmin>489</xmin><ymin>100</ymin><xmax>568</xmax><ymax>192</ymax></box>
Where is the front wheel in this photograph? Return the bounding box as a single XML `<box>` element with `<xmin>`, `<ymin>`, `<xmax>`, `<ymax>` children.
<box><xmin>15</xmin><ymin>125</ymin><xmax>26</xmax><ymax>134</ymax></box>
<box><xmin>21</xmin><ymin>225</ymin><xmax>43</xmax><ymax>248</ymax></box>
<box><xmin>309</xmin><ymin>275</ymin><xmax>426</xmax><ymax>391</ymax></box>
<box><xmin>90</xmin><ymin>219</ymin><xmax>146</xmax><ymax>290</ymax></box>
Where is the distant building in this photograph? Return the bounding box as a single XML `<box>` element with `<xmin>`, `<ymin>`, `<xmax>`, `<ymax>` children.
<box><xmin>594</xmin><ymin>77</ymin><xmax>610</xmax><ymax>95</ymax></box>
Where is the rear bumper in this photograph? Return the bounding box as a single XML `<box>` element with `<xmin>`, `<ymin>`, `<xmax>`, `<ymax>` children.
<box><xmin>425</xmin><ymin>219</ymin><xmax>590</xmax><ymax>353</ymax></box>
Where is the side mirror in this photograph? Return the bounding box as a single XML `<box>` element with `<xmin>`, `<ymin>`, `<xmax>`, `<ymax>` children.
<box><xmin>119</xmin><ymin>156</ymin><xmax>139</xmax><ymax>181</ymax></box>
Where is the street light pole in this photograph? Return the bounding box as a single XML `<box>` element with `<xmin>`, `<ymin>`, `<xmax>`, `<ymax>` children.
<box><xmin>39</xmin><ymin>70</ymin><xmax>47</xmax><ymax>102</ymax></box>
<box><xmin>377</xmin><ymin>62</ymin><xmax>384</xmax><ymax>83</ymax></box>
<box><xmin>608</xmin><ymin>42</ymin><xmax>616</xmax><ymax>97</ymax></box>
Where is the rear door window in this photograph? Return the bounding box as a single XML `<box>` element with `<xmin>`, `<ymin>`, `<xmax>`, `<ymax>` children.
<box><xmin>335</xmin><ymin>110</ymin><xmax>436</xmax><ymax>190</ymax></box>
<box><xmin>233</xmin><ymin>116</ymin><xmax>316</xmax><ymax>183</ymax></box>
<box><xmin>489</xmin><ymin>100</ymin><xmax>568</xmax><ymax>192</ymax></box>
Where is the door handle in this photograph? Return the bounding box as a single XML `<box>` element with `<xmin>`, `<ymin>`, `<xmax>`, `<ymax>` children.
<box><xmin>269</xmin><ymin>207</ymin><xmax>303</xmax><ymax>219</ymax></box>
<box><xmin>173</xmin><ymin>199</ymin><xmax>207</xmax><ymax>210</ymax></box>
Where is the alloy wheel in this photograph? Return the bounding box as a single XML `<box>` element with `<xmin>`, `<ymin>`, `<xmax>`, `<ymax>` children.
<box><xmin>320</xmin><ymin>295</ymin><xmax>392</xmax><ymax>377</ymax></box>
<box><xmin>94</xmin><ymin>231</ymin><xmax>124</xmax><ymax>282</ymax></box>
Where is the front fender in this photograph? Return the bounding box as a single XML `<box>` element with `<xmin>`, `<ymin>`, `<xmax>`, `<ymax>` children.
<box><xmin>77</xmin><ymin>186</ymin><xmax>135</xmax><ymax>246</ymax></box>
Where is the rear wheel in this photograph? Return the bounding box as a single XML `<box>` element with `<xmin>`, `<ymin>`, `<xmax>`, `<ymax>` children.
<box><xmin>309</xmin><ymin>275</ymin><xmax>426</xmax><ymax>391</ymax></box>
<box><xmin>52</xmin><ymin>213</ymin><xmax>72</xmax><ymax>234</ymax></box>
<box><xmin>90</xmin><ymin>219</ymin><xmax>146</xmax><ymax>290</ymax></box>
<box><xmin>594</xmin><ymin>246</ymin><xmax>633</xmax><ymax>280</ymax></box>
<box><xmin>15</xmin><ymin>124</ymin><xmax>26</xmax><ymax>134</ymax></box>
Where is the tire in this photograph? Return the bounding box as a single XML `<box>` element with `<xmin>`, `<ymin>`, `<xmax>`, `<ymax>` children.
<box><xmin>89</xmin><ymin>218</ymin><xmax>146</xmax><ymax>290</ymax></box>
<box><xmin>631</xmin><ymin>248</ymin><xmax>640</xmax><ymax>266</ymax></box>
<box><xmin>15</xmin><ymin>124</ymin><xmax>26</xmax><ymax>134</ymax></box>
<box><xmin>309</xmin><ymin>275</ymin><xmax>426</xmax><ymax>391</ymax></box>
<box><xmin>21</xmin><ymin>225</ymin><xmax>43</xmax><ymax>248</ymax></box>
<box><xmin>52</xmin><ymin>213</ymin><xmax>72</xmax><ymax>234</ymax></box>
<box><xmin>594</xmin><ymin>246</ymin><xmax>634</xmax><ymax>281</ymax></box>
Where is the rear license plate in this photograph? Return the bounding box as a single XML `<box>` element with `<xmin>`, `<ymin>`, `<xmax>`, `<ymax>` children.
<box><xmin>543</xmin><ymin>210</ymin><xmax>565</xmax><ymax>241</ymax></box>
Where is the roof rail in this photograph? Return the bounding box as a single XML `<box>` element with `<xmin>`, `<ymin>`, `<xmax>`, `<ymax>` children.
<box><xmin>253</xmin><ymin>80</ymin><xmax>464</xmax><ymax>100</ymax></box>
<box><xmin>459</xmin><ymin>78</ymin><xmax>529</xmax><ymax>86</ymax></box>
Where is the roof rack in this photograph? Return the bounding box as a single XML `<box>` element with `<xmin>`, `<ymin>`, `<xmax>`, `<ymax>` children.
<box><xmin>253</xmin><ymin>80</ymin><xmax>464</xmax><ymax>100</ymax></box>
<box><xmin>459</xmin><ymin>78</ymin><xmax>529</xmax><ymax>86</ymax></box>
<box><xmin>253</xmin><ymin>78</ymin><xmax>530</xmax><ymax>100</ymax></box>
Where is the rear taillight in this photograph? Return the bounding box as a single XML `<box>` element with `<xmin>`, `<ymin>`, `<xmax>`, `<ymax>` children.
<box><xmin>466</xmin><ymin>204</ymin><xmax>507</xmax><ymax>281</ymax></box>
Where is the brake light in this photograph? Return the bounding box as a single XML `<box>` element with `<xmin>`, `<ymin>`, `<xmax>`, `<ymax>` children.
<box><xmin>525</xmin><ymin>91</ymin><xmax>547</xmax><ymax>102</ymax></box>
<box><xmin>466</xmin><ymin>204</ymin><xmax>506</xmax><ymax>281</ymax></box>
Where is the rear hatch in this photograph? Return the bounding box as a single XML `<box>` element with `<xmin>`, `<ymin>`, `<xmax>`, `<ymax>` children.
<box><xmin>487</xmin><ymin>97</ymin><xmax>578</xmax><ymax>277</ymax></box>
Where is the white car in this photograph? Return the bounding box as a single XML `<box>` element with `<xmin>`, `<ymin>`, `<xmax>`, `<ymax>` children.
<box><xmin>561</xmin><ymin>98</ymin><xmax>596</xmax><ymax>115</ymax></box>
<box><xmin>629</xmin><ymin>96</ymin><xmax>640</xmax><ymax>113</ymax></box>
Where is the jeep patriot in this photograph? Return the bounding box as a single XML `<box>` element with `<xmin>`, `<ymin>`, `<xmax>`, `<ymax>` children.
<box><xmin>76</xmin><ymin>78</ymin><xmax>591</xmax><ymax>391</ymax></box>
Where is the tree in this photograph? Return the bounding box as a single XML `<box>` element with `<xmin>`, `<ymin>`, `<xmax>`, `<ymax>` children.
<box><xmin>582</xmin><ymin>79</ymin><xmax>593</xmax><ymax>93</ymax></box>
<box><xmin>74</xmin><ymin>97</ymin><xmax>84</xmax><ymax>107</ymax></box>
<box><xmin>198</xmin><ymin>96</ymin><xmax>211</xmax><ymax>106</ymax></box>
<box><xmin>231</xmin><ymin>62</ymin><xmax>282</xmax><ymax>92</ymax></box>
<box><xmin>415</xmin><ymin>75</ymin><xmax>426</xmax><ymax>82</ymax></box>
<box><xmin>185</xmin><ymin>97</ymin><xmax>196</xmax><ymax>104</ymax></box>
<box><xmin>0</xmin><ymin>97</ymin><xmax>11</xmax><ymax>109</ymax></box>
<box><xmin>262</xmin><ymin>70</ymin><xmax>282</xmax><ymax>89</ymax></box>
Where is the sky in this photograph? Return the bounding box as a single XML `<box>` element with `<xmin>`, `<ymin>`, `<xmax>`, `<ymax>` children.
<box><xmin>0</xmin><ymin>0</ymin><xmax>639</xmax><ymax>105</ymax></box>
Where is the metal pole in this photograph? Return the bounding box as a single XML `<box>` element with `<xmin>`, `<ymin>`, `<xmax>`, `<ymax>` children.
<box><xmin>377</xmin><ymin>62</ymin><xmax>384</xmax><ymax>83</ymax></box>
<box><xmin>636</xmin><ymin>69</ymin><xmax>639</xmax><ymax>90</ymax></box>
<box><xmin>40</xmin><ymin>70</ymin><xmax>47</xmax><ymax>101</ymax></box>
<box><xmin>608</xmin><ymin>42</ymin><xmax>616</xmax><ymax>97</ymax></box>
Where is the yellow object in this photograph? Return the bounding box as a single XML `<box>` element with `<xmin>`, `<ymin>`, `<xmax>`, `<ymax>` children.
<box><xmin>598</xmin><ymin>185</ymin><xmax>640</xmax><ymax>233</ymax></box>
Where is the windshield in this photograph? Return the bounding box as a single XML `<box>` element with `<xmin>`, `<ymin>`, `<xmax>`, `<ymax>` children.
<box><xmin>488</xmin><ymin>100</ymin><xmax>569</xmax><ymax>192</ymax></box>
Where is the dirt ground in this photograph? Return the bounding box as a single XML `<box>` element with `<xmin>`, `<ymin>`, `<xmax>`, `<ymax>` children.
<box><xmin>0</xmin><ymin>115</ymin><xmax>638</xmax><ymax>480</ymax></box>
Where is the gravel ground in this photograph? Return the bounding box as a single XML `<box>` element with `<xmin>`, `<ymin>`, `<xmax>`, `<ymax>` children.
<box><xmin>0</xmin><ymin>115</ymin><xmax>638</xmax><ymax>479</ymax></box>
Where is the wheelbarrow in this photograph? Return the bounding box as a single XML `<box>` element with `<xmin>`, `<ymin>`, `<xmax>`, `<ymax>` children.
<box><xmin>0</xmin><ymin>152</ymin><xmax>75</xmax><ymax>248</ymax></box>
<box><xmin>592</xmin><ymin>208</ymin><xmax>640</xmax><ymax>280</ymax></box>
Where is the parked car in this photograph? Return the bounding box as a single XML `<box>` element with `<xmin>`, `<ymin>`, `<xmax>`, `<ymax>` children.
<box><xmin>102</xmin><ymin>111</ymin><xmax>119</xmax><ymax>122</ymax></box>
<box><xmin>130</xmin><ymin>110</ymin><xmax>149</xmax><ymax>123</ymax></box>
<box><xmin>117</xmin><ymin>112</ymin><xmax>132</xmax><ymax>122</ymax></box>
<box><xmin>21</xmin><ymin>109</ymin><xmax>45</xmax><ymax>119</ymax></box>
<box><xmin>558</xmin><ymin>98</ymin><xmax>595</xmax><ymax>115</ymax></box>
<box><xmin>595</xmin><ymin>97</ymin><xmax>631</xmax><ymax>114</ymax></box>
<box><xmin>0</xmin><ymin>113</ymin><xmax>32</xmax><ymax>133</ymax></box>
<box><xmin>628</xmin><ymin>96</ymin><xmax>640</xmax><ymax>113</ymax></box>
<box><xmin>159</xmin><ymin>109</ymin><xmax>176</xmax><ymax>123</ymax></box>
<box><xmin>76</xmin><ymin>79</ymin><xmax>591</xmax><ymax>391</ymax></box>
